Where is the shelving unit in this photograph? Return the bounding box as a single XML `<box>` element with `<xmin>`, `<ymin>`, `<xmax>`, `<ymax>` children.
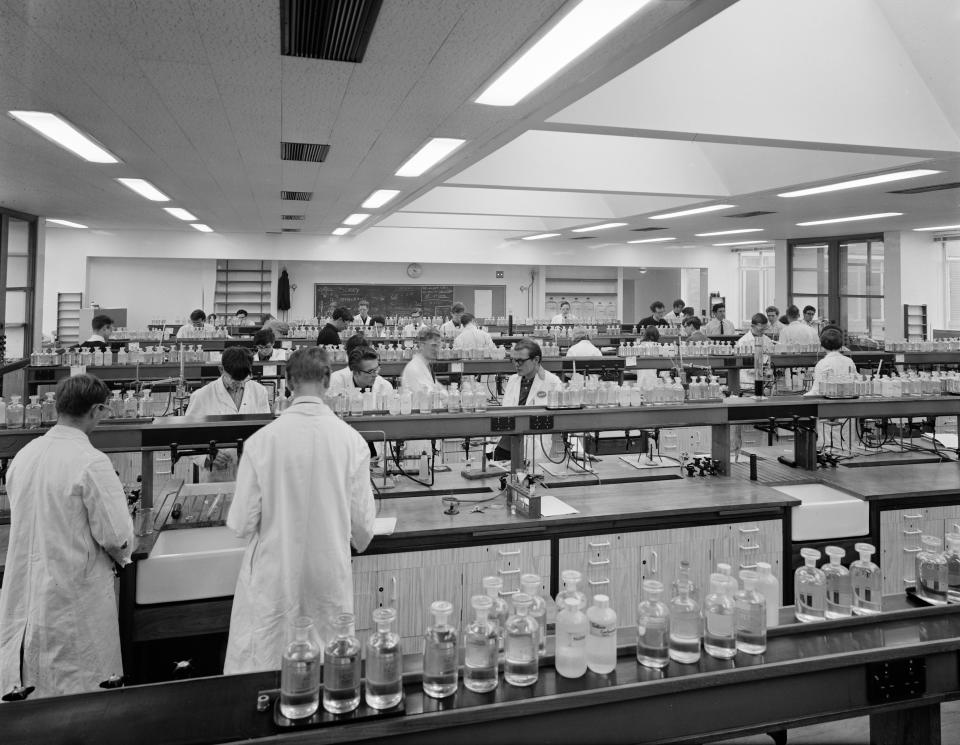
<box><xmin>544</xmin><ymin>267</ymin><xmax>618</xmax><ymax>320</ymax></box>
<box><xmin>213</xmin><ymin>260</ymin><xmax>271</xmax><ymax>317</ymax></box>
<box><xmin>903</xmin><ymin>303</ymin><xmax>927</xmax><ymax>341</ymax></box>
<box><xmin>56</xmin><ymin>291</ymin><xmax>82</xmax><ymax>345</ymax></box>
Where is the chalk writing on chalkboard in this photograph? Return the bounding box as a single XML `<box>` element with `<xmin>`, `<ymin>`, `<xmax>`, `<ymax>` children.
<box><xmin>314</xmin><ymin>284</ymin><xmax>454</xmax><ymax>318</ymax></box>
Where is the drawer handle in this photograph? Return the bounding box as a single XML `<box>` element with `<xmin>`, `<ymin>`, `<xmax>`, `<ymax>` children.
<box><xmin>497</xmin><ymin>549</ymin><xmax>521</xmax><ymax>557</ymax></box>
<box><xmin>738</xmin><ymin>544</ymin><xmax>760</xmax><ymax>552</ymax></box>
<box><xmin>740</xmin><ymin>562</ymin><xmax>758</xmax><ymax>570</ymax></box>
<box><xmin>500</xmin><ymin>589</ymin><xmax>519</xmax><ymax>597</ymax></box>
<box><xmin>648</xmin><ymin>549</ymin><xmax>658</xmax><ymax>575</ymax></box>
<box><xmin>902</xmin><ymin>529</ymin><xmax>922</xmax><ymax>536</ymax></box>
<box><xmin>588</xmin><ymin>579</ymin><xmax>610</xmax><ymax>587</ymax></box>
<box><xmin>903</xmin><ymin>547</ymin><xmax>922</xmax><ymax>554</ymax></box>
<box><xmin>738</xmin><ymin>527</ymin><xmax>760</xmax><ymax>534</ymax></box>
<box><xmin>497</xmin><ymin>568</ymin><xmax>521</xmax><ymax>576</ymax></box>
<box><xmin>903</xmin><ymin>513</ymin><xmax>923</xmax><ymax>520</ymax></box>
<box><xmin>588</xmin><ymin>541</ymin><xmax>611</xmax><ymax>549</ymax></box>
<box><xmin>588</xmin><ymin>559</ymin><xmax>611</xmax><ymax>567</ymax></box>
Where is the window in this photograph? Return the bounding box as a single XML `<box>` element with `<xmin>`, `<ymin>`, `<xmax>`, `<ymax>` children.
<box><xmin>945</xmin><ymin>240</ymin><xmax>960</xmax><ymax>328</ymax></box>
<box><xmin>738</xmin><ymin>250</ymin><xmax>775</xmax><ymax>326</ymax></box>
<box><xmin>0</xmin><ymin>207</ymin><xmax>40</xmax><ymax>359</ymax></box>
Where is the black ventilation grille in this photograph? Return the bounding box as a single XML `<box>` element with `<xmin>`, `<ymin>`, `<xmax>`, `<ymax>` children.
<box><xmin>280</xmin><ymin>0</ymin><xmax>383</xmax><ymax>62</ymax></box>
<box><xmin>281</xmin><ymin>142</ymin><xmax>330</xmax><ymax>163</ymax></box>
<box><xmin>723</xmin><ymin>210</ymin><xmax>776</xmax><ymax>218</ymax></box>
<box><xmin>282</xmin><ymin>228</ymin><xmax>301</xmax><ymax>232</ymax></box>
<box><xmin>281</xmin><ymin>191</ymin><xmax>313</xmax><ymax>201</ymax></box>
<box><xmin>631</xmin><ymin>226</ymin><xmax>667</xmax><ymax>232</ymax></box>
<box><xmin>282</xmin><ymin>214</ymin><xmax>305</xmax><ymax>220</ymax></box>
<box><xmin>570</xmin><ymin>236</ymin><xmax>594</xmax><ymax>240</ymax></box>
<box><xmin>888</xmin><ymin>181</ymin><xmax>960</xmax><ymax>195</ymax></box>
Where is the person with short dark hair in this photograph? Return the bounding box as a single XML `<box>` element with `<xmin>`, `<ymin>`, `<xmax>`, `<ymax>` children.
<box><xmin>401</xmin><ymin>326</ymin><xmax>442</xmax><ymax>391</ymax></box>
<box><xmin>704</xmin><ymin>304</ymin><xmax>735</xmax><ymax>335</ymax></box>
<box><xmin>0</xmin><ymin>374</ymin><xmax>134</xmax><ymax>697</ymax></box>
<box><xmin>735</xmin><ymin>313</ymin><xmax>777</xmax><ymax>391</ymax></box>
<box><xmin>401</xmin><ymin>306</ymin><xmax>425</xmax><ymax>338</ymax></box>
<box><xmin>84</xmin><ymin>314</ymin><xmax>114</xmax><ymax>350</ymax></box>
<box><xmin>640</xmin><ymin>325</ymin><xmax>661</xmax><ymax>343</ymax></box>
<box><xmin>663</xmin><ymin>299</ymin><xmax>686</xmax><ymax>326</ymax></box>
<box><xmin>253</xmin><ymin>328</ymin><xmax>287</xmax><ymax>362</ymax></box>
<box><xmin>177</xmin><ymin>309</ymin><xmax>214</xmax><ymax>339</ymax></box>
<box><xmin>803</xmin><ymin>305</ymin><xmax>818</xmax><ymax>327</ymax></box>
<box><xmin>441</xmin><ymin>301</ymin><xmax>467</xmax><ymax>339</ymax></box>
<box><xmin>805</xmin><ymin>327</ymin><xmax>856</xmax><ymax>396</ymax></box>
<box><xmin>551</xmin><ymin>300</ymin><xmax>575</xmax><ymax>324</ymax></box>
<box><xmin>353</xmin><ymin>301</ymin><xmax>373</xmax><ymax>328</ymax></box>
<box><xmin>185</xmin><ymin>346</ymin><xmax>272</xmax><ymax>481</ymax></box>
<box><xmin>780</xmin><ymin>304</ymin><xmax>819</xmax><ymax>346</ymax></box>
<box><xmin>765</xmin><ymin>306</ymin><xmax>784</xmax><ymax>336</ymax></box>
<box><xmin>317</xmin><ymin>307</ymin><xmax>351</xmax><ymax>346</ymax></box>
<box><xmin>683</xmin><ymin>315</ymin><xmax>709</xmax><ymax>341</ymax></box>
<box><xmin>232</xmin><ymin>309</ymin><xmax>249</xmax><ymax>325</ymax></box>
<box><xmin>369</xmin><ymin>315</ymin><xmax>387</xmax><ymax>338</ymax></box>
<box><xmin>328</xmin><ymin>344</ymin><xmax>393</xmax><ymax>399</ymax></box>
<box><xmin>224</xmin><ymin>346</ymin><xmax>375</xmax><ymax>674</ymax></box>
<box><xmin>637</xmin><ymin>301</ymin><xmax>669</xmax><ymax>331</ymax></box>
<box><xmin>453</xmin><ymin>312</ymin><xmax>495</xmax><ymax>353</ymax></box>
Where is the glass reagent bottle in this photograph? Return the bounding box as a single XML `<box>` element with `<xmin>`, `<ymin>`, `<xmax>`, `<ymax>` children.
<box><xmin>365</xmin><ymin>607</ymin><xmax>403</xmax><ymax>709</ymax></box>
<box><xmin>823</xmin><ymin>546</ymin><xmax>852</xmax><ymax>619</ymax></box>
<box><xmin>637</xmin><ymin>579</ymin><xmax>670</xmax><ymax>669</ymax></box>
<box><xmin>735</xmin><ymin>570</ymin><xmax>767</xmax><ymax>655</ymax></box>
<box><xmin>520</xmin><ymin>573</ymin><xmax>548</xmax><ymax>657</ymax></box>
<box><xmin>464</xmin><ymin>595</ymin><xmax>499</xmax><ymax>693</ymax></box>
<box><xmin>669</xmin><ymin>578</ymin><xmax>702</xmax><ymax>664</ymax></box>
<box><xmin>504</xmin><ymin>592</ymin><xmax>539</xmax><ymax>686</ymax></box>
<box><xmin>280</xmin><ymin>617</ymin><xmax>321</xmax><ymax>720</ymax></box>
<box><xmin>586</xmin><ymin>593</ymin><xmax>618</xmax><ymax>674</ymax></box>
<box><xmin>323</xmin><ymin>613</ymin><xmax>361</xmax><ymax>714</ymax></box>
<box><xmin>423</xmin><ymin>600</ymin><xmax>458</xmax><ymax>698</ymax></box>
<box><xmin>850</xmin><ymin>543</ymin><xmax>882</xmax><ymax>615</ymax></box>
<box><xmin>704</xmin><ymin>573</ymin><xmax>736</xmax><ymax>660</ymax></box>
<box><xmin>795</xmin><ymin>548</ymin><xmax>826</xmax><ymax>622</ymax></box>
<box><xmin>555</xmin><ymin>596</ymin><xmax>588</xmax><ymax>678</ymax></box>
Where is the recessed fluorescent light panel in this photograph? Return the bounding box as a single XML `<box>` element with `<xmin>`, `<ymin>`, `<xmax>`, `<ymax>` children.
<box><xmin>164</xmin><ymin>207</ymin><xmax>197</xmax><ymax>221</ymax></box>
<box><xmin>521</xmin><ymin>233</ymin><xmax>560</xmax><ymax>240</ymax></box>
<box><xmin>777</xmin><ymin>169</ymin><xmax>941</xmax><ymax>198</ymax></box>
<box><xmin>361</xmin><ymin>189</ymin><xmax>401</xmax><ymax>209</ymax></box>
<box><xmin>796</xmin><ymin>212</ymin><xmax>902</xmax><ymax>227</ymax></box>
<box><xmin>913</xmin><ymin>224</ymin><xmax>960</xmax><ymax>232</ymax></box>
<box><xmin>695</xmin><ymin>228</ymin><xmax>764</xmax><ymax>237</ymax></box>
<box><xmin>713</xmin><ymin>240</ymin><xmax>769</xmax><ymax>247</ymax></box>
<box><xmin>649</xmin><ymin>204</ymin><xmax>735</xmax><ymax>220</ymax></box>
<box><xmin>116</xmin><ymin>178</ymin><xmax>170</xmax><ymax>202</ymax></box>
<box><xmin>571</xmin><ymin>222</ymin><xmax>627</xmax><ymax>233</ymax></box>
<box><xmin>342</xmin><ymin>213</ymin><xmax>370</xmax><ymax>226</ymax></box>
<box><xmin>190</xmin><ymin>223</ymin><xmax>213</xmax><ymax>232</ymax></box>
<box><xmin>46</xmin><ymin>219</ymin><xmax>88</xmax><ymax>228</ymax></box>
<box><xmin>332</xmin><ymin>227</ymin><xmax>351</xmax><ymax>236</ymax></box>
<box><xmin>475</xmin><ymin>0</ymin><xmax>651</xmax><ymax>106</ymax></box>
<box><xmin>395</xmin><ymin>138</ymin><xmax>466</xmax><ymax>178</ymax></box>
<box><xmin>8</xmin><ymin>111</ymin><xmax>120</xmax><ymax>163</ymax></box>
<box><xmin>628</xmin><ymin>237</ymin><xmax>675</xmax><ymax>244</ymax></box>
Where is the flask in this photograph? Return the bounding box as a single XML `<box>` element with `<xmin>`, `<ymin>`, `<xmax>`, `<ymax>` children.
<box><xmin>822</xmin><ymin>546</ymin><xmax>852</xmax><ymax>618</ymax></box>
<box><xmin>504</xmin><ymin>592</ymin><xmax>539</xmax><ymax>686</ymax></box>
<box><xmin>555</xmin><ymin>596</ymin><xmax>588</xmax><ymax>678</ymax></box>
<box><xmin>422</xmin><ymin>600</ymin><xmax>458</xmax><ymax>698</ymax></box>
<box><xmin>850</xmin><ymin>543</ymin><xmax>882</xmax><ymax>615</ymax></box>
<box><xmin>365</xmin><ymin>607</ymin><xmax>403</xmax><ymax>709</ymax></box>
<box><xmin>25</xmin><ymin>395</ymin><xmax>41</xmax><ymax>429</ymax></box>
<box><xmin>916</xmin><ymin>535</ymin><xmax>948</xmax><ymax>605</ymax></box>
<box><xmin>123</xmin><ymin>392</ymin><xmax>138</xmax><ymax>418</ymax></box>
<box><xmin>555</xmin><ymin>569</ymin><xmax>588</xmax><ymax>612</ymax></box>
<box><xmin>280</xmin><ymin>617</ymin><xmax>321</xmax><ymax>719</ymax></box>
<box><xmin>520</xmin><ymin>573</ymin><xmax>548</xmax><ymax>657</ymax></box>
<box><xmin>463</xmin><ymin>595</ymin><xmax>499</xmax><ymax>693</ymax></box>
<box><xmin>755</xmin><ymin>562</ymin><xmax>780</xmax><ymax>628</ymax></box>
<box><xmin>668</xmin><ymin>576</ymin><xmax>701</xmax><ymax>664</ymax></box>
<box><xmin>117</xmin><ymin>346</ymin><xmax>128</xmax><ymax>365</ymax></box>
<box><xmin>703</xmin><ymin>573</ymin><xmax>736</xmax><ymax>660</ymax></box>
<box><xmin>734</xmin><ymin>570</ymin><xmax>766</xmax><ymax>655</ymax></box>
<box><xmin>40</xmin><ymin>392</ymin><xmax>57</xmax><ymax>425</ymax></box>
<box><xmin>323</xmin><ymin>613</ymin><xmax>361</xmax><ymax>714</ymax></box>
<box><xmin>7</xmin><ymin>395</ymin><xmax>24</xmax><ymax>429</ymax></box>
<box><xmin>671</xmin><ymin>560</ymin><xmax>700</xmax><ymax>603</ymax></box>
<box><xmin>482</xmin><ymin>575</ymin><xmax>510</xmax><ymax>652</ymax></box>
<box><xmin>585</xmin><ymin>594</ymin><xmax>617</xmax><ymax>674</ymax></box>
<box><xmin>109</xmin><ymin>390</ymin><xmax>123</xmax><ymax>418</ymax></box>
<box><xmin>636</xmin><ymin>579</ymin><xmax>670</xmax><ymax>669</ymax></box>
<box><xmin>794</xmin><ymin>548</ymin><xmax>826</xmax><ymax>622</ymax></box>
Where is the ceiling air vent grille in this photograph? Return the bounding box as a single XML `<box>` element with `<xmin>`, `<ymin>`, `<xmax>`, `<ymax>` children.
<box><xmin>888</xmin><ymin>181</ymin><xmax>960</xmax><ymax>195</ymax></box>
<box><xmin>282</xmin><ymin>215</ymin><xmax>305</xmax><ymax>221</ymax></box>
<box><xmin>281</xmin><ymin>142</ymin><xmax>330</xmax><ymax>163</ymax></box>
<box><xmin>723</xmin><ymin>210</ymin><xmax>776</xmax><ymax>218</ymax></box>
<box><xmin>281</xmin><ymin>191</ymin><xmax>313</xmax><ymax>201</ymax></box>
<box><xmin>631</xmin><ymin>226</ymin><xmax>667</xmax><ymax>232</ymax></box>
<box><xmin>282</xmin><ymin>228</ymin><xmax>302</xmax><ymax>232</ymax></box>
<box><xmin>280</xmin><ymin>0</ymin><xmax>383</xmax><ymax>62</ymax></box>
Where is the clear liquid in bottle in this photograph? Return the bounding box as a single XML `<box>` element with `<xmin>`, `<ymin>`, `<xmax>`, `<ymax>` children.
<box><xmin>703</xmin><ymin>574</ymin><xmax>736</xmax><ymax>660</ymax></box>
<box><xmin>423</xmin><ymin>600</ymin><xmax>458</xmax><ymax>698</ymax></box>
<box><xmin>669</xmin><ymin>579</ymin><xmax>701</xmax><ymax>664</ymax></box>
<box><xmin>555</xmin><ymin>596</ymin><xmax>588</xmax><ymax>678</ymax></box>
<box><xmin>637</xmin><ymin>579</ymin><xmax>670</xmax><ymax>669</ymax></box>
<box><xmin>944</xmin><ymin>534</ymin><xmax>960</xmax><ymax>606</ymax></box>
<box><xmin>504</xmin><ymin>593</ymin><xmax>539</xmax><ymax>686</ymax></box>
<box><xmin>795</xmin><ymin>548</ymin><xmax>826</xmax><ymax>622</ymax></box>
<box><xmin>735</xmin><ymin>570</ymin><xmax>767</xmax><ymax>655</ymax></box>
<box><xmin>520</xmin><ymin>573</ymin><xmax>548</xmax><ymax>657</ymax></box>
<box><xmin>585</xmin><ymin>594</ymin><xmax>617</xmax><ymax>674</ymax></box>
<box><xmin>365</xmin><ymin>607</ymin><xmax>403</xmax><ymax>709</ymax></box>
<box><xmin>916</xmin><ymin>535</ymin><xmax>948</xmax><ymax>605</ymax></box>
<box><xmin>280</xmin><ymin>617</ymin><xmax>321</xmax><ymax>720</ymax></box>
<box><xmin>850</xmin><ymin>543</ymin><xmax>882</xmax><ymax>615</ymax></box>
<box><xmin>823</xmin><ymin>546</ymin><xmax>852</xmax><ymax>619</ymax></box>
<box><xmin>322</xmin><ymin>613</ymin><xmax>361</xmax><ymax>714</ymax></box>
<box><xmin>463</xmin><ymin>595</ymin><xmax>499</xmax><ymax>693</ymax></box>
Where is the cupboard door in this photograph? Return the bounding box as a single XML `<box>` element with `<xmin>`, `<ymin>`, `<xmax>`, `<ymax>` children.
<box><xmin>881</xmin><ymin>509</ymin><xmax>926</xmax><ymax>595</ymax></box>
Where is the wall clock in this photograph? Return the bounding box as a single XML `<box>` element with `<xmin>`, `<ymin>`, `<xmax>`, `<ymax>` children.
<box><xmin>406</xmin><ymin>263</ymin><xmax>423</xmax><ymax>278</ymax></box>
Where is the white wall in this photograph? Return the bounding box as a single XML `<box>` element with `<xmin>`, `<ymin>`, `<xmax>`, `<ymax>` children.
<box><xmin>40</xmin><ymin>226</ymin><xmax>741</xmax><ymax>333</ymax></box>
<box><xmin>896</xmin><ymin>231</ymin><xmax>943</xmax><ymax>334</ymax></box>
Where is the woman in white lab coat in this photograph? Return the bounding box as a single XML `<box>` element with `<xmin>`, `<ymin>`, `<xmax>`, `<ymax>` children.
<box><xmin>0</xmin><ymin>375</ymin><xmax>135</xmax><ymax>698</ymax></box>
<box><xmin>805</xmin><ymin>326</ymin><xmax>856</xmax><ymax>396</ymax></box>
<box><xmin>185</xmin><ymin>346</ymin><xmax>272</xmax><ymax>481</ymax></box>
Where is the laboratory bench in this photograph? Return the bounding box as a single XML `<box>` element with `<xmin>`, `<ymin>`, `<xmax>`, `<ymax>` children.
<box><xmin>4</xmin><ymin>595</ymin><xmax>960</xmax><ymax>745</ymax></box>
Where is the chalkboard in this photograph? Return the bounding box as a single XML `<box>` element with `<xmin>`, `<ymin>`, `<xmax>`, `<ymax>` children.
<box><xmin>315</xmin><ymin>284</ymin><xmax>455</xmax><ymax>318</ymax></box>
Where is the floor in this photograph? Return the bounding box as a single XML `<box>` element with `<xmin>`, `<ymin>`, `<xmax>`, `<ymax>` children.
<box><xmin>709</xmin><ymin>699</ymin><xmax>960</xmax><ymax>744</ymax></box>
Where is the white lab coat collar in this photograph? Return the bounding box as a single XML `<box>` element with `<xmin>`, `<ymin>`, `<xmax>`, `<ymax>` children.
<box><xmin>502</xmin><ymin>367</ymin><xmax>562</xmax><ymax>407</ymax></box>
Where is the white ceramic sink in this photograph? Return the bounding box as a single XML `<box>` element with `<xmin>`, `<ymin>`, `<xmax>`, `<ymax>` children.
<box><xmin>136</xmin><ymin>526</ymin><xmax>248</xmax><ymax>605</ymax></box>
<box><xmin>771</xmin><ymin>483</ymin><xmax>870</xmax><ymax>541</ymax></box>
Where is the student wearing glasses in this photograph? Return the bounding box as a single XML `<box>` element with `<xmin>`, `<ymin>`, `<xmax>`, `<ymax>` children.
<box><xmin>252</xmin><ymin>328</ymin><xmax>288</xmax><ymax>362</ymax></box>
<box><xmin>328</xmin><ymin>344</ymin><xmax>393</xmax><ymax>399</ymax></box>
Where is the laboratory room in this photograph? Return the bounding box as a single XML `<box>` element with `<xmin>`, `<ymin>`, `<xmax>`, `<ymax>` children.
<box><xmin>2</xmin><ymin>1</ymin><xmax>960</xmax><ymax>743</ymax></box>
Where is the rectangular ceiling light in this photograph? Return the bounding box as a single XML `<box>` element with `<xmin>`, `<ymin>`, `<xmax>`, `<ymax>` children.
<box><xmin>46</xmin><ymin>218</ymin><xmax>88</xmax><ymax>228</ymax></box>
<box><xmin>649</xmin><ymin>204</ymin><xmax>735</xmax><ymax>220</ymax></box>
<box><xmin>777</xmin><ymin>169</ymin><xmax>941</xmax><ymax>198</ymax></box>
<box><xmin>116</xmin><ymin>178</ymin><xmax>170</xmax><ymax>202</ymax></box>
<box><xmin>695</xmin><ymin>228</ymin><xmax>764</xmax><ymax>237</ymax></box>
<box><xmin>9</xmin><ymin>111</ymin><xmax>120</xmax><ymax>163</ymax></box>
<box><xmin>521</xmin><ymin>232</ymin><xmax>560</xmax><ymax>241</ymax></box>
<box><xmin>713</xmin><ymin>240</ymin><xmax>770</xmax><ymax>247</ymax></box>
<box><xmin>343</xmin><ymin>212</ymin><xmax>370</xmax><ymax>226</ymax></box>
<box><xmin>190</xmin><ymin>223</ymin><xmax>213</xmax><ymax>232</ymax></box>
<box><xmin>796</xmin><ymin>212</ymin><xmax>902</xmax><ymax>227</ymax></box>
<box><xmin>572</xmin><ymin>222</ymin><xmax>627</xmax><ymax>232</ymax></box>
<box><xmin>164</xmin><ymin>207</ymin><xmax>197</xmax><ymax>221</ymax></box>
<box><xmin>361</xmin><ymin>189</ymin><xmax>401</xmax><ymax>209</ymax></box>
<box><xmin>333</xmin><ymin>227</ymin><xmax>351</xmax><ymax>236</ymax></box>
<box><xmin>475</xmin><ymin>0</ymin><xmax>651</xmax><ymax>106</ymax></box>
<box><xmin>628</xmin><ymin>237</ymin><xmax>675</xmax><ymax>244</ymax></box>
<box><xmin>914</xmin><ymin>224</ymin><xmax>960</xmax><ymax>231</ymax></box>
<box><xmin>395</xmin><ymin>138</ymin><xmax>466</xmax><ymax>178</ymax></box>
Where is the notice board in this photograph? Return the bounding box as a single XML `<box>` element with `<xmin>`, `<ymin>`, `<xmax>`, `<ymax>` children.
<box><xmin>314</xmin><ymin>284</ymin><xmax>506</xmax><ymax>318</ymax></box>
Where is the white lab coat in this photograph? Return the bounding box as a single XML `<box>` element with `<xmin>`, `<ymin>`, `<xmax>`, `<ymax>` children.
<box><xmin>401</xmin><ymin>353</ymin><xmax>434</xmax><ymax>392</ymax></box>
<box><xmin>176</xmin><ymin>323</ymin><xmax>215</xmax><ymax>339</ymax></box>
<box><xmin>439</xmin><ymin>320</ymin><xmax>462</xmax><ymax>339</ymax></box>
<box><xmin>779</xmin><ymin>320</ymin><xmax>819</xmax><ymax>347</ymax></box>
<box><xmin>662</xmin><ymin>311</ymin><xmax>683</xmax><ymax>326</ymax></box>
<box><xmin>501</xmin><ymin>368</ymin><xmax>564</xmax><ymax>463</ymax></box>
<box><xmin>551</xmin><ymin>314</ymin><xmax>575</xmax><ymax>324</ymax></box>
<box><xmin>805</xmin><ymin>351</ymin><xmax>857</xmax><ymax>396</ymax></box>
<box><xmin>185</xmin><ymin>377</ymin><xmax>272</xmax><ymax>481</ymax></box>
<box><xmin>565</xmin><ymin>339</ymin><xmax>603</xmax><ymax>357</ymax></box>
<box><xmin>255</xmin><ymin>348</ymin><xmax>288</xmax><ymax>362</ymax></box>
<box><xmin>223</xmin><ymin>397</ymin><xmax>375</xmax><ymax>673</ymax></box>
<box><xmin>452</xmin><ymin>323</ymin><xmax>495</xmax><ymax>352</ymax></box>
<box><xmin>327</xmin><ymin>367</ymin><xmax>394</xmax><ymax>398</ymax></box>
<box><xmin>401</xmin><ymin>322</ymin><xmax>421</xmax><ymax>338</ymax></box>
<box><xmin>0</xmin><ymin>425</ymin><xmax>134</xmax><ymax>698</ymax></box>
<box><xmin>736</xmin><ymin>332</ymin><xmax>777</xmax><ymax>387</ymax></box>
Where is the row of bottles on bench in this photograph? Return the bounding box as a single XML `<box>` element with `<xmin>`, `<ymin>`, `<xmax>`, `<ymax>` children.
<box><xmin>34</xmin><ymin>345</ymin><xmax>211</xmax><ymax>367</ymax></box>
<box><xmin>914</xmin><ymin>533</ymin><xmax>960</xmax><ymax>605</ymax></box>
<box><xmin>794</xmin><ymin>544</ymin><xmax>882</xmax><ymax>621</ymax></box>
<box><xmin>0</xmin><ymin>394</ymin><xmax>57</xmax><ymax>428</ymax></box>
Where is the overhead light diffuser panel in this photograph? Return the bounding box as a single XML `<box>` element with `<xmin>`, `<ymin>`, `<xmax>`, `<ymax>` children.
<box><xmin>395</xmin><ymin>138</ymin><xmax>466</xmax><ymax>178</ymax></box>
<box><xmin>9</xmin><ymin>111</ymin><xmax>120</xmax><ymax>163</ymax></box>
<box><xmin>46</xmin><ymin>219</ymin><xmax>88</xmax><ymax>228</ymax></box>
<box><xmin>778</xmin><ymin>169</ymin><xmax>941</xmax><ymax>198</ymax></box>
<box><xmin>362</xmin><ymin>189</ymin><xmax>401</xmax><ymax>209</ymax></box>
<box><xmin>797</xmin><ymin>212</ymin><xmax>901</xmax><ymax>227</ymax></box>
<box><xmin>164</xmin><ymin>207</ymin><xmax>197</xmax><ymax>221</ymax></box>
<box><xmin>116</xmin><ymin>178</ymin><xmax>170</xmax><ymax>202</ymax></box>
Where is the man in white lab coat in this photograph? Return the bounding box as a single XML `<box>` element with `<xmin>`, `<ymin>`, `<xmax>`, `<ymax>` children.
<box><xmin>328</xmin><ymin>344</ymin><xmax>394</xmax><ymax>399</ymax></box>
<box><xmin>401</xmin><ymin>326</ymin><xmax>440</xmax><ymax>392</ymax></box>
<box><xmin>565</xmin><ymin>327</ymin><xmax>603</xmax><ymax>358</ymax></box>
<box><xmin>253</xmin><ymin>328</ymin><xmax>288</xmax><ymax>362</ymax></box>
<box><xmin>440</xmin><ymin>301</ymin><xmax>466</xmax><ymax>339</ymax></box>
<box><xmin>736</xmin><ymin>313</ymin><xmax>777</xmax><ymax>390</ymax></box>
<box><xmin>352</xmin><ymin>301</ymin><xmax>373</xmax><ymax>327</ymax></box>
<box><xmin>0</xmin><ymin>375</ymin><xmax>135</xmax><ymax>698</ymax></box>
<box><xmin>779</xmin><ymin>304</ymin><xmax>820</xmax><ymax>347</ymax></box>
<box><xmin>224</xmin><ymin>347</ymin><xmax>376</xmax><ymax>673</ymax></box>
<box><xmin>805</xmin><ymin>327</ymin><xmax>857</xmax><ymax>396</ymax></box>
<box><xmin>452</xmin><ymin>312</ymin><xmax>496</xmax><ymax>355</ymax></box>
<box><xmin>185</xmin><ymin>346</ymin><xmax>272</xmax><ymax>481</ymax></box>
<box><xmin>176</xmin><ymin>308</ymin><xmax>215</xmax><ymax>339</ymax></box>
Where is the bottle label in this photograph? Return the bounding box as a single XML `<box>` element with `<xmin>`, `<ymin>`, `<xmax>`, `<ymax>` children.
<box><xmin>561</xmin><ymin>629</ymin><xmax>586</xmax><ymax>647</ymax></box>
<box><xmin>589</xmin><ymin>620</ymin><xmax>616</xmax><ymax>637</ymax></box>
